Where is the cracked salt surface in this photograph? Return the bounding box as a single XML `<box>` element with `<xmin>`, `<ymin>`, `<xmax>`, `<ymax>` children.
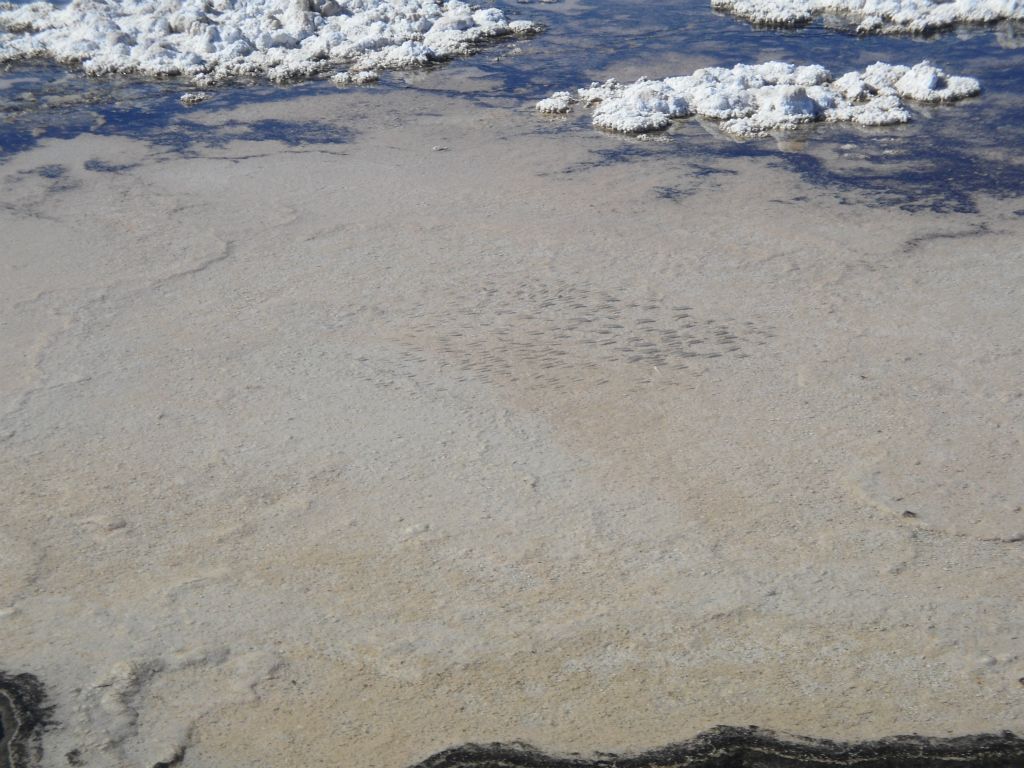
<box><xmin>539</xmin><ymin>60</ymin><xmax>980</xmax><ymax>135</ymax></box>
<box><xmin>0</xmin><ymin>0</ymin><xmax>537</xmax><ymax>83</ymax></box>
<box><xmin>711</xmin><ymin>0</ymin><xmax>1024</xmax><ymax>33</ymax></box>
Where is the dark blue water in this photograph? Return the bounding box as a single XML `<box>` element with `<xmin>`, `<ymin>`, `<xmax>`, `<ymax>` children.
<box><xmin>2</xmin><ymin>0</ymin><xmax>1022</xmax><ymax>210</ymax></box>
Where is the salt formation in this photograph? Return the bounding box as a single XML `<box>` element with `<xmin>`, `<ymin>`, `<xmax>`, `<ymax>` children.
<box><xmin>710</xmin><ymin>0</ymin><xmax>1024</xmax><ymax>33</ymax></box>
<box><xmin>535</xmin><ymin>90</ymin><xmax>575</xmax><ymax>113</ymax></box>
<box><xmin>179</xmin><ymin>90</ymin><xmax>211</xmax><ymax>104</ymax></box>
<box><xmin>538</xmin><ymin>61</ymin><xmax>980</xmax><ymax>136</ymax></box>
<box><xmin>331</xmin><ymin>69</ymin><xmax>379</xmax><ymax>84</ymax></box>
<box><xmin>0</xmin><ymin>0</ymin><xmax>536</xmax><ymax>83</ymax></box>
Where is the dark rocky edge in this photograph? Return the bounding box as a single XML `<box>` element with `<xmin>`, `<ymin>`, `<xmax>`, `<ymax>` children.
<box><xmin>1</xmin><ymin>672</ymin><xmax>1021</xmax><ymax>768</ymax></box>
<box><xmin>409</xmin><ymin>726</ymin><xmax>1024</xmax><ymax>768</ymax></box>
<box><xmin>0</xmin><ymin>672</ymin><xmax>52</xmax><ymax>768</ymax></box>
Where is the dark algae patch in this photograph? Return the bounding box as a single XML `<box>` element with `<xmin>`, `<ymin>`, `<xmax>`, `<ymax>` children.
<box><xmin>409</xmin><ymin>726</ymin><xmax>1024</xmax><ymax>768</ymax></box>
<box><xmin>2</xmin><ymin>673</ymin><xmax>1020</xmax><ymax>768</ymax></box>
<box><xmin>0</xmin><ymin>672</ymin><xmax>52</xmax><ymax>768</ymax></box>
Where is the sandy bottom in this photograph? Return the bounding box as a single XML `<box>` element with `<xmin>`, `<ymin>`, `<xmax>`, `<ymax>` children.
<box><xmin>1</xmin><ymin>73</ymin><xmax>1023</xmax><ymax>768</ymax></box>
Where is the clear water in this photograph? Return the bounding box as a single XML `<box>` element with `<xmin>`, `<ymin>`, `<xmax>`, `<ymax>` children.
<box><xmin>2</xmin><ymin>0</ymin><xmax>1023</xmax><ymax>211</ymax></box>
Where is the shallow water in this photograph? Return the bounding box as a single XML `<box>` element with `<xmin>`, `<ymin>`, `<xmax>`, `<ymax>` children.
<box><xmin>2</xmin><ymin>0</ymin><xmax>1023</xmax><ymax>209</ymax></box>
<box><xmin>4</xmin><ymin>5</ymin><xmax>1024</xmax><ymax>768</ymax></box>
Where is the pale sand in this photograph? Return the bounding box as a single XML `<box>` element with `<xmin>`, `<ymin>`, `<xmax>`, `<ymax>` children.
<box><xmin>1</xmin><ymin>80</ymin><xmax>1022</xmax><ymax>768</ymax></box>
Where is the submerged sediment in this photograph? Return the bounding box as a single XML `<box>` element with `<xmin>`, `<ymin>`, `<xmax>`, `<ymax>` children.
<box><xmin>1</xmin><ymin>6</ymin><xmax>1023</xmax><ymax>765</ymax></box>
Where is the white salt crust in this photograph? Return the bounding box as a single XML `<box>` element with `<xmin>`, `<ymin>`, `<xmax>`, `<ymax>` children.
<box><xmin>180</xmin><ymin>90</ymin><xmax>211</xmax><ymax>103</ymax></box>
<box><xmin>0</xmin><ymin>0</ymin><xmax>537</xmax><ymax>83</ymax></box>
<box><xmin>331</xmin><ymin>68</ymin><xmax>379</xmax><ymax>84</ymax></box>
<box><xmin>539</xmin><ymin>61</ymin><xmax>980</xmax><ymax>136</ymax></box>
<box><xmin>711</xmin><ymin>0</ymin><xmax>1024</xmax><ymax>33</ymax></box>
<box><xmin>535</xmin><ymin>90</ymin><xmax>575</xmax><ymax>113</ymax></box>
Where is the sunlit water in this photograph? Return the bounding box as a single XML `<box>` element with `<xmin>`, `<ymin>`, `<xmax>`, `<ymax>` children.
<box><xmin>2</xmin><ymin>0</ymin><xmax>1023</xmax><ymax>210</ymax></box>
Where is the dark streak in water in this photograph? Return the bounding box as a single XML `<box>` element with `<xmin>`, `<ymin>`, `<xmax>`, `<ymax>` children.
<box><xmin>408</xmin><ymin>726</ymin><xmax>1024</xmax><ymax>768</ymax></box>
<box><xmin>83</xmin><ymin>158</ymin><xmax>138</xmax><ymax>173</ymax></box>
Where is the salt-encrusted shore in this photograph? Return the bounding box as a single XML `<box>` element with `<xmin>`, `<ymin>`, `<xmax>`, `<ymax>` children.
<box><xmin>538</xmin><ymin>61</ymin><xmax>980</xmax><ymax>135</ymax></box>
<box><xmin>710</xmin><ymin>0</ymin><xmax>1024</xmax><ymax>33</ymax></box>
<box><xmin>0</xmin><ymin>0</ymin><xmax>536</xmax><ymax>83</ymax></box>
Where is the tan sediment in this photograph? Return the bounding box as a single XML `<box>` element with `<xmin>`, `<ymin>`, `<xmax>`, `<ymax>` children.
<box><xmin>0</xmin><ymin>83</ymin><xmax>1022</xmax><ymax>768</ymax></box>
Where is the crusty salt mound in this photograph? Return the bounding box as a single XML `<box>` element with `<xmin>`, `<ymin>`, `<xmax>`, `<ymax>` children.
<box><xmin>535</xmin><ymin>90</ymin><xmax>575</xmax><ymax>113</ymax></box>
<box><xmin>180</xmin><ymin>90</ymin><xmax>211</xmax><ymax>103</ymax></box>
<box><xmin>711</xmin><ymin>0</ymin><xmax>1024</xmax><ymax>33</ymax></box>
<box><xmin>537</xmin><ymin>61</ymin><xmax>980</xmax><ymax>136</ymax></box>
<box><xmin>0</xmin><ymin>0</ymin><xmax>537</xmax><ymax>84</ymax></box>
